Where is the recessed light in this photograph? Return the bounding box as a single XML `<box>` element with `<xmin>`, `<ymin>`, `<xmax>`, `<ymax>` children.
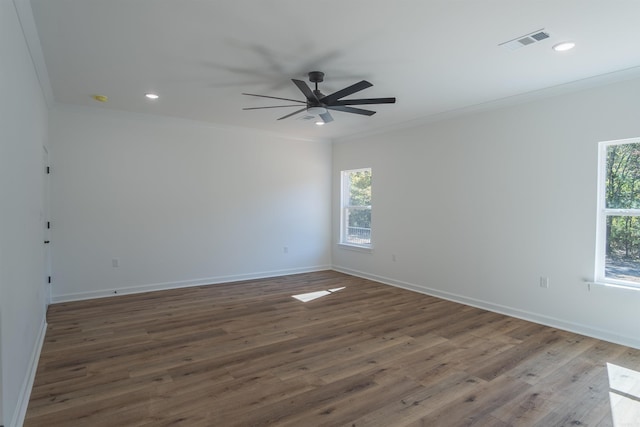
<box><xmin>92</xmin><ymin>94</ymin><xmax>108</xmax><ymax>103</ymax></box>
<box><xmin>315</xmin><ymin>121</ymin><xmax>325</xmax><ymax>126</ymax></box>
<box><xmin>145</xmin><ymin>93</ymin><xmax>159</xmax><ymax>100</ymax></box>
<box><xmin>553</xmin><ymin>41</ymin><xmax>575</xmax><ymax>52</ymax></box>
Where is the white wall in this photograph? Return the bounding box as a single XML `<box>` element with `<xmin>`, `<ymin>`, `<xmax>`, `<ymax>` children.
<box><xmin>333</xmin><ymin>76</ymin><xmax>640</xmax><ymax>349</ymax></box>
<box><xmin>49</xmin><ymin>107</ymin><xmax>332</xmax><ymax>301</ymax></box>
<box><xmin>0</xmin><ymin>0</ymin><xmax>49</xmax><ymax>425</ymax></box>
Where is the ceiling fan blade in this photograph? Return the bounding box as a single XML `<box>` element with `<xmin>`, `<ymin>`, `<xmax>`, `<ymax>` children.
<box><xmin>242</xmin><ymin>93</ymin><xmax>305</xmax><ymax>104</ymax></box>
<box><xmin>326</xmin><ymin>105</ymin><xmax>376</xmax><ymax>116</ymax></box>
<box><xmin>320</xmin><ymin>80</ymin><xmax>373</xmax><ymax>104</ymax></box>
<box><xmin>292</xmin><ymin>79</ymin><xmax>318</xmax><ymax>102</ymax></box>
<box><xmin>319</xmin><ymin>111</ymin><xmax>334</xmax><ymax>123</ymax></box>
<box><xmin>277</xmin><ymin>107</ymin><xmax>307</xmax><ymax>120</ymax></box>
<box><xmin>243</xmin><ymin>105</ymin><xmax>304</xmax><ymax>110</ymax></box>
<box><xmin>331</xmin><ymin>97</ymin><xmax>396</xmax><ymax>106</ymax></box>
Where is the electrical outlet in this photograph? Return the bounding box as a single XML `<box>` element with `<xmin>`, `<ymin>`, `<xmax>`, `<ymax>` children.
<box><xmin>539</xmin><ymin>277</ymin><xmax>549</xmax><ymax>288</ymax></box>
<box><xmin>283</xmin><ymin>246</ymin><xmax>289</xmax><ymax>254</ymax></box>
<box><xmin>112</xmin><ymin>258</ymin><xmax>119</xmax><ymax>268</ymax></box>
<box><xmin>392</xmin><ymin>254</ymin><xmax>397</xmax><ymax>262</ymax></box>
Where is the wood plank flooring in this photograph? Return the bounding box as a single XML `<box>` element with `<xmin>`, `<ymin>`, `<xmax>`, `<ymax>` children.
<box><xmin>25</xmin><ymin>271</ymin><xmax>640</xmax><ymax>426</ymax></box>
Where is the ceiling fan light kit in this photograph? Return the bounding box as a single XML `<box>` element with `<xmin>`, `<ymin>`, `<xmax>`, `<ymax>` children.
<box><xmin>307</xmin><ymin>106</ymin><xmax>327</xmax><ymax>115</ymax></box>
<box><xmin>242</xmin><ymin>71</ymin><xmax>396</xmax><ymax>124</ymax></box>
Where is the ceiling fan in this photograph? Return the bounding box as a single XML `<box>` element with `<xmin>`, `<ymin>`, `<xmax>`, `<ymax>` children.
<box><xmin>242</xmin><ymin>71</ymin><xmax>396</xmax><ymax>124</ymax></box>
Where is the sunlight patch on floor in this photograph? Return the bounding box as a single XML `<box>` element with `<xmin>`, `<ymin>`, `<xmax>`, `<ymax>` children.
<box><xmin>292</xmin><ymin>287</ymin><xmax>345</xmax><ymax>302</ymax></box>
<box><xmin>607</xmin><ymin>362</ymin><xmax>640</xmax><ymax>426</ymax></box>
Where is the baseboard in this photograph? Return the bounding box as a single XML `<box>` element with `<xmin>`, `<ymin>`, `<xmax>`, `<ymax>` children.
<box><xmin>9</xmin><ymin>318</ymin><xmax>47</xmax><ymax>427</ymax></box>
<box><xmin>332</xmin><ymin>265</ymin><xmax>640</xmax><ymax>350</ymax></box>
<box><xmin>51</xmin><ymin>265</ymin><xmax>332</xmax><ymax>303</ymax></box>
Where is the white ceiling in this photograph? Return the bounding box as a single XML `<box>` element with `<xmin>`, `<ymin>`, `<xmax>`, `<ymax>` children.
<box><xmin>28</xmin><ymin>0</ymin><xmax>640</xmax><ymax>141</ymax></box>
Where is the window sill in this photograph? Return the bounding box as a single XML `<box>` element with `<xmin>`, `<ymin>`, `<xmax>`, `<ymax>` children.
<box><xmin>585</xmin><ymin>281</ymin><xmax>640</xmax><ymax>292</ymax></box>
<box><xmin>338</xmin><ymin>243</ymin><xmax>373</xmax><ymax>254</ymax></box>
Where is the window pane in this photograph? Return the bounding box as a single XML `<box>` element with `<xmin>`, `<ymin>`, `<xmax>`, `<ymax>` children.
<box><xmin>348</xmin><ymin>170</ymin><xmax>371</xmax><ymax>207</ymax></box>
<box><xmin>346</xmin><ymin>207</ymin><xmax>371</xmax><ymax>245</ymax></box>
<box><xmin>606</xmin><ymin>143</ymin><xmax>640</xmax><ymax>209</ymax></box>
<box><xmin>605</xmin><ymin>215</ymin><xmax>640</xmax><ymax>283</ymax></box>
<box><xmin>341</xmin><ymin>167</ymin><xmax>372</xmax><ymax>247</ymax></box>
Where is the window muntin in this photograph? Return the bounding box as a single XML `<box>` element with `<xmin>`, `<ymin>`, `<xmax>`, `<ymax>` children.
<box><xmin>597</xmin><ymin>139</ymin><xmax>640</xmax><ymax>286</ymax></box>
<box><xmin>340</xmin><ymin>168</ymin><xmax>372</xmax><ymax>247</ymax></box>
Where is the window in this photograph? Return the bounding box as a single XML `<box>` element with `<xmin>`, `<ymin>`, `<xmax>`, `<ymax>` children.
<box><xmin>596</xmin><ymin>138</ymin><xmax>640</xmax><ymax>286</ymax></box>
<box><xmin>340</xmin><ymin>168</ymin><xmax>372</xmax><ymax>247</ymax></box>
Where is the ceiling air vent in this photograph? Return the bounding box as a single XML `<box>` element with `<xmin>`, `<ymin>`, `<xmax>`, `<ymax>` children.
<box><xmin>530</xmin><ymin>31</ymin><xmax>550</xmax><ymax>41</ymax></box>
<box><xmin>499</xmin><ymin>29</ymin><xmax>550</xmax><ymax>51</ymax></box>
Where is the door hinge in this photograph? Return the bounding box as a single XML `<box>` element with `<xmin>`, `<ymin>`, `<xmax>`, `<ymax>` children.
<box><xmin>46</xmin><ymin>166</ymin><xmax>50</xmax><ymax>174</ymax></box>
<box><xmin>48</xmin><ymin>276</ymin><xmax>51</xmax><ymax>284</ymax></box>
<box><xmin>47</xmin><ymin>221</ymin><xmax>51</xmax><ymax>229</ymax></box>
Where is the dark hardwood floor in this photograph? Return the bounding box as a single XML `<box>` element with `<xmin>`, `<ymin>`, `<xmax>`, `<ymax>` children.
<box><xmin>25</xmin><ymin>271</ymin><xmax>640</xmax><ymax>426</ymax></box>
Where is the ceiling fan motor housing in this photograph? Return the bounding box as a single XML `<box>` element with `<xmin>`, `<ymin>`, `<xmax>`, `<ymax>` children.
<box><xmin>312</xmin><ymin>90</ymin><xmax>325</xmax><ymax>104</ymax></box>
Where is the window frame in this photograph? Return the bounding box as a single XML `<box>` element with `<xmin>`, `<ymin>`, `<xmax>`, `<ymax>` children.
<box><xmin>339</xmin><ymin>168</ymin><xmax>372</xmax><ymax>249</ymax></box>
<box><xmin>595</xmin><ymin>137</ymin><xmax>640</xmax><ymax>288</ymax></box>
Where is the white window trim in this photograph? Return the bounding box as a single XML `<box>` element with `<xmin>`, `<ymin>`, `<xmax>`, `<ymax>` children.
<box><xmin>337</xmin><ymin>242</ymin><xmax>374</xmax><ymax>253</ymax></box>
<box><xmin>340</xmin><ymin>168</ymin><xmax>372</xmax><ymax>249</ymax></box>
<box><xmin>595</xmin><ymin>137</ymin><xmax>640</xmax><ymax>289</ymax></box>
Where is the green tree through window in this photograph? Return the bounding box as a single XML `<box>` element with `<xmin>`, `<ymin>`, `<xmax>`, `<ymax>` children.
<box><xmin>341</xmin><ymin>168</ymin><xmax>372</xmax><ymax>246</ymax></box>
<box><xmin>599</xmin><ymin>140</ymin><xmax>640</xmax><ymax>284</ymax></box>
